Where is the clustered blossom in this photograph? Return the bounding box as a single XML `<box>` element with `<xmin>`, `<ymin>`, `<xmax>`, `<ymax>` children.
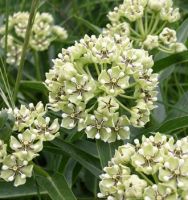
<box><xmin>45</xmin><ymin>33</ymin><xmax>158</xmax><ymax>143</ymax></box>
<box><xmin>103</xmin><ymin>0</ymin><xmax>187</xmax><ymax>53</ymax></box>
<box><xmin>0</xmin><ymin>11</ymin><xmax>68</xmax><ymax>65</ymax></box>
<box><xmin>98</xmin><ymin>132</ymin><xmax>188</xmax><ymax>199</ymax></box>
<box><xmin>0</xmin><ymin>102</ymin><xmax>59</xmax><ymax>187</ymax></box>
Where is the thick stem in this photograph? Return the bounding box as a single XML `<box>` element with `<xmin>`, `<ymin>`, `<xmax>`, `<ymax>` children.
<box><xmin>13</xmin><ymin>0</ymin><xmax>39</xmax><ymax>102</ymax></box>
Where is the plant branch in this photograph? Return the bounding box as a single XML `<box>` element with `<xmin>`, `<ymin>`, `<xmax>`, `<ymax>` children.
<box><xmin>13</xmin><ymin>0</ymin><xmax>39</xmax><ymax>102</ymax></box>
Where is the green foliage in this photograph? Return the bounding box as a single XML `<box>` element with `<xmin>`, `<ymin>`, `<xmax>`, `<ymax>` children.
<box><xmin>0</xmin><ymin>0</ymin><xmax>188</xmax><ymax>199</ymax></box>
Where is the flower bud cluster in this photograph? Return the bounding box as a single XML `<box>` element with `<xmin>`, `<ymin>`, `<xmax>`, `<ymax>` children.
<box><xmin>98</xmin><ymin>132</ymin><xmax>188</xmax><ymax>199</ymax></box>
<box><xmin>0</xmin><ymin>102</ymin><xmax>59</xmax><ymax>187</ymax></box>
<box><xmin>103</xmin><ymin>0</ymin><xmax>187</xmax><ymax>53</ymax></box>
<box><xmin>0</xmin><ymin>11</ymin><xmax>68</xmax><ymax>65</ymax></box>
<box><xmin>45</xmin><ymin>33</ymin><xmax>158</xmax><ymax>143</ymax></box>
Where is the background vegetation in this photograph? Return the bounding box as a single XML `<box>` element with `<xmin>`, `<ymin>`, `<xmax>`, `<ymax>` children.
<box><xmin>0</xmin><ymin>0</ymin><xmax>188</xmax><ymax>199</ymax></box>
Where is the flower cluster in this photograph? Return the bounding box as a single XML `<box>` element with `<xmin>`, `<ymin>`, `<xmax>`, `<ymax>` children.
<box><xmin>0</xmin><ymin>12</ymin><xmax>68</xmax><ymax>65</ymax></box>
<box><xmin>45</xmin><ymin>33</ymin><xmax>158</xmax><ymax>143</ymax></box>
<box><xmin>103</xmin><ymin>0</ymin><xmax>187</xmax><ymax>53</ymax></box>
<box><xmin>98</xmin><ymin>132</ymin><xmax>188</xmax><ymax>199</ymax></box>
<box><xmin>0</xmin><ymin>102</ymin><xmax>59</xmax><ymax>187</ymax></box>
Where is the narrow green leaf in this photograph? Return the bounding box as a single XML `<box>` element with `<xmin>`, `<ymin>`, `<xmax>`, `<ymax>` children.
<box><xmin>156</xmin><ymin>116</ymin><xmax>188</xmax><ymax>133</ymax></box>
<box><xmin>73</xmin><ymin>15</ymin><xmax>101</xmax><ymax>34</ymax></box>
<box><xmin>177</xmin><ymin>17</ymin><xmax>188</xmax><ymax>43</ymax></box>
<box><xmin>0</xmin><ymin>110</ymin><xmax>14</xmax><ymax>142</ymax></box>
<box><xmin>165</xmin><ymin>92</ymin><xmax>188</xmax><ymax>120</ymax></box>
<box><xmin>153</xmin><ymin>50</ymin><xmax>188</xmax><ymax>72</ymax></box>
<box><xmin>49</xmin><ymin>138</ymin><xmax>102</xmax><ymax>177</ymax></box>
<box><xmin>35</xmin><ymin>166</ymin><xmax>77</xmax><ymax>200</ymax></box>
<box><xmin>20</xmin><ymin>80</ymin><xmax>48</xmax><ymax>93</ymax></box>
<box><xmin>96</xmin><ymin>140</ymin><xmax>111</xmax><ymax>168</ymax></box>
<box><xmin>96</xmin><ymin>140</ymin><xmax>123</xmax><ymax>168</ymax></box>
<box><xmin>0</xmin><ymin>179</ymin><xmax>47</xmax><ymax>199</ymax></box>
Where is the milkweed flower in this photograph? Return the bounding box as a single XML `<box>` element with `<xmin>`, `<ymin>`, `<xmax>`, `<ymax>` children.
<box><xmin>45</xmin><ymin>34</ymin><xmax>159</xmax><ymax>143</ymax></box>
<box><xmin>98</xmin><ymin>132</ymin><xmax>188</xmax><ymax>199</ymax></box>
<box><xmin>0</xmin><ymin>102</ymin><xmax>60</xmax><ymax>187</ymax></box>
<box><xmin>103</xmin><ymin>0</ymin><xmax>187</xmax><ymax>53</ymax></box>
<box><xmin>1</xmin><ymin>155</ymin><xmax>33</xmax><ymax>187</ymax></box>
<box><xmin>0</xmin><ymin>11</ymin><xmax>68</xmax><ymax>65</ymax></box>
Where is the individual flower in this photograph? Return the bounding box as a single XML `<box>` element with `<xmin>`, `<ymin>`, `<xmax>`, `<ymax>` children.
<box><xmin>32</xmin><ymin>12</ymin><xmax>54</xmax><ymax>35</ymax></box>
<box><xmin>98</xmin><ymin>164</ymin><xmax>131</xmax><ymax>199</ymax></box>
<box><xmin>1</xmin><ymin>155</ymin><xmax>33</xmax><ymax>187</ymax></box>
<box><xmin>65</xmin><ymin>74</ymin><xmax>96</xmax><ymax>104</ymax></box>
<box><xmin>159</xmin><ymin>28</ymin><xmax>177</xmax><ymax>45</ymax></box>
<box><xmin>32</xmin><ymin>116</ymin><xmax>59</xmax><ymax>141</ymax></box>
<box><xmin>89</xmin><ymin>35</ymin><xmax>119</xmax><ymax>63</ymax></box>
<box><xmin>123</xmin><ymin>174</ymin><xmax>147</xmax><ymax>199</ymax></box>
<box><xmin>10</xmin><ymin>129</ymin><xmax>43</xmax><ymax>161</ymax></box>
<box><xmin>98</xmin><ymin>66</ymin><xmax>129</xmax><ymax>96</ymax></box>
<box><xmin>11</xmin><ymin>12</ymin><xmax>29</xmax><ymax>38</ymax></box>
<box><xmin>97</xmin><ymin>96</ymin><xmax>119</xmax><ymax>115</ymax></box>
<box><xmin>112</xmin><ymin>143</ymin><xmax>135</xmax><ymax>164</ymax></box>
<box><xmin>143</xmin><ymin>35</ymin><xmax>159</xmax><ymax>50</ymax></box>
<box><xmin>61</xmin><ymin>102</ymin><xmax>86</xmax><ymax>131</ymax></box>
<box><xmin>10</xmin><ymin>102</ymin><xmax>45</xmax><ymax>132</ymax></box>
<box><xmin>85</xmin><ymin>112</ymin><xmax>112</xmax><ymax>141</ymax></box>
<box><xmin>108</xmin><ymin>113</ymin><xmax>130</xmax><ymax>142</ymax></box>
<box><xmin>144</xmin><ymin>183</ymin><xmax>177</xmax><ymax>200</ymax></box>
<box><xmin>131</xmin><ymin>140</ymin><xmax>163</xmax><ymax>174</ymax></box>
<box><xmin>159</xmin><ymin>157</ymin><xmax>188</xmax><ymax>190</ymax></box>
<box><xmin>52</xmin><ymin>25</ymin><xmax>68</xmax><ymax>41</ymax></box>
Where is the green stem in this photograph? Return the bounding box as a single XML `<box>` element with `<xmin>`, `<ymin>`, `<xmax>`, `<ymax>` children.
<box><xmin>137</xmin><ymin>18</ymin><xmax>145</xmax><ymax>37</ymax></box>
<box><xmin>119</xmin><ymin>94</ymin><xmax>136</xmax><ymax>99</ymax></box>
<box><xmin>85</xmin><ymin>65</ymin><xmax>94</xmax><ymax>79</ymax></box>
<box><xmin>150</xmin><ymin>15</ymin><xmax>160</xmax><ymax>34</ymax></box>
<box><xmin>115</xmin><ymin>98</ymin><xmax>132</xmax><ymax>113</ymax></box>
<box><xmin>153</xmin><ymin>173</ymin><xmax>159</xmax><ymax>184</ymax></box>
<box><xmin>130</xmin><ymin>26</ymin><xmax>142</xmax><ymax>37</ymax></box>
<box><xmin>126</xmin><ymin>82</ymin><xmax>137</xmax><ymax>89</ymax></box>
<box><xmin>13</xmin><ymin>0</ymin><xmax>39</xmax><ymax>102</ymax></box>
<box><xmin>4</xmin><ymin>0</ymin><xmax>9</xmax><ymax>67</ymax></box>
<box><xmin>155</xmin><ymin>21</ymin><xmax>167</xmax><ymax>35</ymax></box>
<box><xmin>33</xmin><ymin>51</ymin><xmax>42</xmax><ymax>81</ymax></box>
<box><xmin>94</xmin><ymin>63</ymin><xmax>100</xmax><ymax>76</ymax></box>
<box><xmin>144</xmin><ymin>9</ymin><xmax>148</xmax><ymax>34</ymax></box>
<box><xmin>159</xmin><ymin>45</ymin><xmax>174</xmax><ymax>54</ymax></box>
<box><xmin>137</xmin><ymin>171</ymin><xmax>153</xmax><ymax>186</ymax></box>
<box><xmin>148</xmin><ymin>12</ymin><xmax>155</xmax><ymax>33</ymax></box>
